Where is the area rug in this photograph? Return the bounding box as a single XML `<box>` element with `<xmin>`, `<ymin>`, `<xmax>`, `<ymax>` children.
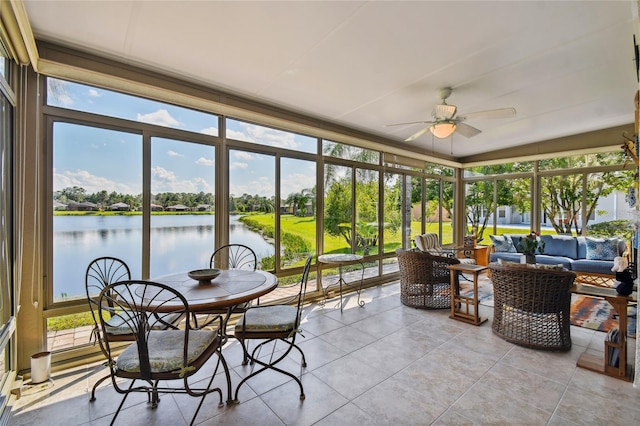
<box><xmin>570</xmin><ymin>295</ymin><xmax>636</xmax><ymax>336</ymax></box>
<box><xmin>459</xmin><ymin>275</ymin><xmax>637</xmax><ymax>336</ymax></box>
<box><xmin>459</xmin><ymin>276</ymin><xmax>494</xmax><ymax>307</ymax></box>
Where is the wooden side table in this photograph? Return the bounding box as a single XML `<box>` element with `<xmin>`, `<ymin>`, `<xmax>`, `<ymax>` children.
<box><xmin>571</xmin><ymin>284</ymin><xmax>636</xmax><ymax>381</ymax></box>
<box><xmin>474</xmin><ymin>246</ymin><xmax>489</xmax><ymax>266</ymax></box>
<box><xmin>448</xmin><ymin>264</ymin><xmax>488</xmax><ymax>325</ymax></box>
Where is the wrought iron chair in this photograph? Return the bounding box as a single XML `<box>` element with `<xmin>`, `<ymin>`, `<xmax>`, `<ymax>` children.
<box><xmin>191</xmin><ymin>244</ymin><xmax>259</xmax><ymax>329</ymax></box>
<box><xmin>85</xmin><ymin>256</ymin><xmax>133</xmax><ymax>402</ymax></box>
<box><xmin>396</xmin><ymin>248</ymin><xmax>460</xmax><ymax>309</ymax></box>
<box><xmin>210</xmin><ymin>243</ymin><xmax>257</xmax><ymax>271</ymax></box>
<box><xmin>85</xmin><ymin>257</ymin><xmax>180</xmax><ymax>401</ymax></box>
<box><xmin>233</xmin><ymin>254</ymin><xmax>313</xmax><ymax>402</ymax></box>
<box><xmin>97</xmin><ymin>280</ymin><xmax>232</xmax><ymax>425</ymax></box>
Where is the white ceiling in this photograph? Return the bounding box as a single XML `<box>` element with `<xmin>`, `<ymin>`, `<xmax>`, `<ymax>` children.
<box><xmin>22</xmin><ymin>1</ymin><xmax>639</xmax><ymax>158</ymax></box>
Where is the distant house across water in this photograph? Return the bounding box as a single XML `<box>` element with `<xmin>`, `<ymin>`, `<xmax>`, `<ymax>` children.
<box><xmin>66</xmin><ymin>201</ymin><xmax>98</xmax><ymax>211</ymax></box>
<box><xmin>166</xmin><ymin>204</ymin><xmax>189</xmax><ymax>212</ymax></box>
<box><xmin>109</xmin><ymin>202</ymin><xmax>130</xmax><ymax>211</ymax></box>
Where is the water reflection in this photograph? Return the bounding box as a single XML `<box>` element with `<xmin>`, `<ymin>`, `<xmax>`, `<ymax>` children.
<box><xmin>53</xmin><ymin>214</ymin><xmax>274</xmax><ymax>301</ymax></box>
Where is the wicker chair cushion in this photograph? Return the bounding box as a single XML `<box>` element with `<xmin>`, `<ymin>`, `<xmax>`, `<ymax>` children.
<box><xmin>117</xmin><ymin>329</ymin><xmax>216</xmax><ymax>373</ymax></box>
<box><xmin>497</xmin><ymin>258</ymin><xmax>564</xmax><ymax>271</ymax></box>
<box><xmin>235</xmin><ymin>305</ymin><xmax>297</xmax><ymax>333</ymax></box>
<box><xmin>490</xmin><ymin>235</ymin><xmax>517</xmax><ymax>253</ymax></box>
<box><xmin>414</xmin><ymin>233</ymin><xmax>440</xmax><ymax>252</ymax></box>
<box><xmin>585</xmin><ymin>237</ymin><xmax>621</xmax><ymax>261</ymax></box>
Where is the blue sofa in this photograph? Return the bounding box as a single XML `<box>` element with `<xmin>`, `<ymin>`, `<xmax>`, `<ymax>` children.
<box><xmin>488</xmin><ymin>234</ymin><xmax>628</xmax><ymax>286</ymax></box>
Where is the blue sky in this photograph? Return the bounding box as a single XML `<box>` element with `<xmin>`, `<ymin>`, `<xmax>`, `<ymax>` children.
<box><xmin>49</xmin><ymin>79</ymin><xmax>317</xmax><ymax>198</ymax></box>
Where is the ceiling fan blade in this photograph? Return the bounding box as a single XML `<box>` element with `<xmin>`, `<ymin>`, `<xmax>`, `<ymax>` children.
<box><xmin>405</xmin><ymin>126</ymin><xmax>431</xmax><ymax>141</ymax></box>
<box><xmin>458</xmin><ymin>107</ymin><xmax>516</xmax><ymax>121</ymax></box>
<box><xmin>455</xmin><ymin>122</ymin><xmax>482</xmax><ymax>138</ymax></box>
<box><xmin>385</xmin><ymin>120</ymin><xmax>431</xmax><ymax>127</ymax></box>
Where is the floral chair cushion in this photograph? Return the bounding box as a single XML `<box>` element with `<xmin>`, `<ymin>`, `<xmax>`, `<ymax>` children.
<box><xmin>235</xmin><ymin>305</ymin><xmax>297</xmax><ymax>333</ymax></box>
<box><xmin>116</xmin><ymin>329</ymin><xmax>216</xmax><ymax>374</ymax></box>
<box><xmin>490</xmin><ymin>235</ymin><xmax>517</xmax><ymax>253</ymax></box>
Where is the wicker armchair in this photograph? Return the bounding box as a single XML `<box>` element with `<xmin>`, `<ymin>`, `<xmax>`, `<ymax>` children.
<box><xmin>489</xmin><ymin>263</ymin><xmax>576</xmax><ymax>351</ymax></box>
<box><xmin>396</xmin><ymin>249</ymin><xmax>460</xmax><ymax>309</ymax></box>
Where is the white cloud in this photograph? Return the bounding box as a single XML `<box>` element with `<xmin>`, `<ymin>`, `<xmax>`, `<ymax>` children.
<box><xmin>244</xmin><ymin>124</ymin><xmax>301</xmax><ymax>150</ymax></box>
<box><xmin>201</xmin><ymin>126</ymin><xmax>218</xmax><ymax>136</ymax></box>
<box><xmin>137</xmin><ymin>109</ymin><xmax>181</xmax><ymax>127</ymax></box>
<box><xmin>230</xmin><ymin>162</ymin><xmax>248</xmax><ymax>170</ymax></box>
<box><xmin>227</xmin><ymin>129</ymin><xmax>251</xmax><ymax>141</ymax></box>
<box><xmin>167</xmin><ymin>150</ymin><xmax>183</xmax><ymax>157</ymax></box>
<box><xmin>195</xmin><ymin>157</ymin><xmax>214</xmax><ymax>166</ymax></box>
<box><xmin>53</xmin><ymin>169</ymin><xmax>136</xmax><ymax>194</ymax></box>
<box><xmin>152</xmin><ymin>166</ymin><xmax>177</xmax><ymax>183</ymax></box>
<box><xmin>230</xmin><ymin>178</ymin><xmax>274</xmax><ymax>198</ymax></box>
<box><xmin>234</xmin><ymin>151</ymin><xmax>254</xmax><ymax>161</ymax></box>
<box><xmin>88</xmin><ymin>89</ymin><xmax>101</xmax><ymax>97</ymax></box>
<box><xmin>281</xmin><ymin>172</ymin><xmax>315</xmax><ymax>195</ymax></box>
<box><xmin>151</xmin><ymin>166</ymin><xmax>212</xmax><ymax>193</ymax></box>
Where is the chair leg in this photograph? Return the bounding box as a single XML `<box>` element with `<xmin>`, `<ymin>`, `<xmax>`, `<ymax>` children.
<box><xmin>110</xmin><ymin>379</ymin><xmax>137</xmax><ymax>425</ymax></box>
<box><xmin>234</xmin><ymin>337</ymin><xmax>306</xmax><ymax>402</ymax></box>
<box><xmin>217</xmin><ymin>347</ymin><xmax>233</xmax><ymax>405</ymax></box>
<box><xmin>89</xmin><ymin>372</ymin><xmax>111</xmax><ymax>402</ymax></box>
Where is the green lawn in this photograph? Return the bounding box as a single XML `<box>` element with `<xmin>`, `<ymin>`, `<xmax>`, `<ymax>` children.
<box><xmin>241</xmin><ymin>213</ymin><xmax>547</xmax><ymax>255</ymax></box>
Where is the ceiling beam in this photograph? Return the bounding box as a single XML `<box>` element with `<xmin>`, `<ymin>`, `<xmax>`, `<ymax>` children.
<box><xmin>458</xmin><ymin>124</ymin><xmax>635</xmax><ymax>166</ymax></box>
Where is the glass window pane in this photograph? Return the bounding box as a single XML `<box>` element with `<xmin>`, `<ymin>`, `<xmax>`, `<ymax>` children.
<box><xmin>280</xmin><ymin>157</ymin><xmax>316</xmax><ymax>269</ymax></box>
<box><xmin>47</xmin><ymin>78</ymin><xmax>219</xmax><ymax>136</ymax></box>
<box><xmin>0</xmin><ymin>89</ymin><xmax>11</xmax><ymax>329</ymax></box>
<box><xmin>465</xmin><ymin>180</ymin><xmax>495</xmax><ymax>240</ymax></box>
<box><xmin>442</xmin><ymin>181</ymin><xmax>454</xmax><ymax>245</ymax></box>
<box><xmin>540</xmin><ymin>174</ymin><xmax>582</xmax><ymax>234</ymax></box>
<box><xmin>228</xmin><ymin>150</ymin><xmax>276</xmax><ymax>269</ymax></box>
<box><xmin>464</xmin><ymin>161</ymin><xmax>533</xmax><ymax>177</ymax></box>
<box><xmin>226</xmin><ymin>118</ymin><xmax>316</xmax><ymax>154</ymax></box>
<box><xmin>53</xmin><ymin>122</ymin><xmax>142</xmax><ymax>301</ymax></box>
<box><xmin>383</xmin><ymin>173</ymin><xmax>402</xmax><ymax>253</ymax></box>
<box><xmin>150</xmin><ymin>138</ymin><xmax>215</xmax><ymax>277</ymax></box>
<box><xmin>425</xmin><ymin>162</ymin><xmax>454</xmax><ymax>176</ymax></box>
<box><xmin>498</xmin><ymin>177</ymin><xmax>532</xmax><ymax>238</ymax></box>
<box><xmin>323</xmin><ymin>164</ymin><xmax>352</xmax><ymax>254</ymax></box>
<box><xmin>323</xmin><ymin>140</ymin><xmax>379</xmax><ymax>164</ymax></box>
<box><xmin>355</xmin><ymin>168</ymin><xmax>379</xmax><ymax>256</ymax></box>
<box><xmin>424</xmin><ymin>178</ymin><xmax>439</xmax><ymax>236</ymax></box>
<box><xmin>584</xmin><ymin>170</ymin><xmax>636</xmax><ymax>240</ymax></box>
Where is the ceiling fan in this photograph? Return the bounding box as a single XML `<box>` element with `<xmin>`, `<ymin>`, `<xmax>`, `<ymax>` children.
<box><xmin>386</xmin><ymin>87</ymin><xmax>516</xmax><ymax>141</ymax></box>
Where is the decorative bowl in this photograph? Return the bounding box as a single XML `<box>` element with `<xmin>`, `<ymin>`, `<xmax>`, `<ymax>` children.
<box><xmin>188</xmin><ymin>268</ymin><xmax>222</xmax><ymax>283</ymax></box>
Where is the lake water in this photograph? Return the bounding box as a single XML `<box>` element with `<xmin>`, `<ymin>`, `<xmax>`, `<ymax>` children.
<box><xmin>53</xmin><ymin>214</ymin><xmax>274</xmax><ymax>300</ymax></box>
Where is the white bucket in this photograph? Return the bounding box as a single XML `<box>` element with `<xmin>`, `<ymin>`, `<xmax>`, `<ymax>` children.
<box><xmin>30</xmin><ymin>351</ymin><xmax>51</xmax><ymax>384</ymax></box>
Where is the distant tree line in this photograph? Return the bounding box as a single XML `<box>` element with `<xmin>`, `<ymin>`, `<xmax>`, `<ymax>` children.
<box><xmin>54</xmin><ymin>186</ymin><xmax>215</xmax><ymax>210</ymax></box>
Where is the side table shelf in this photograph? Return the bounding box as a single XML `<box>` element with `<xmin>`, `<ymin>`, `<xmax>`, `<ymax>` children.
<box><xmin>448</xmin><ymin>264</ymin><xmax>488</xmax><ymax>326</ymax></box>
<box><xmin>571</xmin><ymin>284</ymin><xmax>636</xmax><ymax>381</ymax></box>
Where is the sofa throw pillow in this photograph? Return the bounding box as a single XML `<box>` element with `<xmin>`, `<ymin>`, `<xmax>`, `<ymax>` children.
<box><xmin>585</xmin><ymin>237</ymin><xmax>620</xmax><ymax>261</ymax></box>
<box><xmin>490</xmin><ymin>235</ymin><xmax>517</xmax><ymax>253</ymax></box>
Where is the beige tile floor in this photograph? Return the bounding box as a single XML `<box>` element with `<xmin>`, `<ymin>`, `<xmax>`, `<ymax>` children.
<box><xmin>9</xmin><ymin>280</ymin><xmax>640</xmax><ymax>425</ymax></box>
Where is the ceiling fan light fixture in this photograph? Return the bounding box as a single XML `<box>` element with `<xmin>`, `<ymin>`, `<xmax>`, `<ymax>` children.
<box><xmin>430</xmin><ymin>122</ymin><xmax>456</xmax><ymax>138</ymax></box>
